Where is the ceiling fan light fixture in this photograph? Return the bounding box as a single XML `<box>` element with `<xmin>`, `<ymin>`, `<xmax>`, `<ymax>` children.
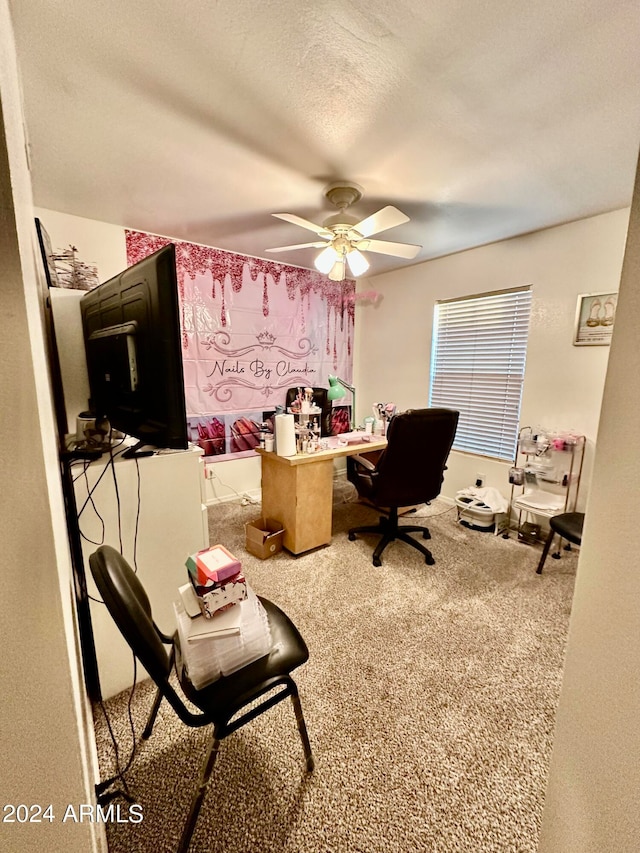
<box><xmin>314</xmin><ymin>244</ymin><xmax>339</xmax><ymax>274</ymax></box>
<box><xmin>346</xmin><ymin>248</ymin><xmax>369</xmax><ymax>276</ymax></box>
<box><xmin>328</xmin><ymin>258</ymin><xmax>346</xmax><ymax>281</ymax></box>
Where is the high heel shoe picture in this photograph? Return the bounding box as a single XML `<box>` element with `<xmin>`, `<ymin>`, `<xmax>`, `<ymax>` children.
<box><xmin>575</xmin><ymin>292</ymin><xmax>618</xmax><ymax>346</ymax></box>
<box><xmin>601</xmin><ymin>297</ymin><xmax>616</xmax><ymax>326</ymax></box>
<box><xmin>585</xmin><ymin>298</ymin><xmax>602</xmax><ymax>327</ymax></box>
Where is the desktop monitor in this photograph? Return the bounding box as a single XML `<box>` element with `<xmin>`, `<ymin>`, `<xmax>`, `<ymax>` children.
<box><xmin>80</xmin><ymin>244</ymin><xmax>188</xmax><ymax>456</ymax></box>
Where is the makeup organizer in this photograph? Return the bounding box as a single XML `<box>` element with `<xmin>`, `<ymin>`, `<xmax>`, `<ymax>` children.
<box><xmin>504</xmin><ymin>426</ymin><xmax>585</xmax><ymax>543</ymax></box>
<box><xmin>288</xmin><ymin>387</ymin><xmax>322</xmax><ymax>454</ymax></box>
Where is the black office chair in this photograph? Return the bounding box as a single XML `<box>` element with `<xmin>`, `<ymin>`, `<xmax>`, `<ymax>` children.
<box><xmin>285</xmin><ymin>386</ymin><xmax>333</xmax><ymax>436</ymax></box>
<box><xmin>89</xmin><ymin>545</ymin><xmax>314</xmax><ymax>853</ymax></box>
<box><xmin>536</xmin><ymin>511</ymin><xmax>584</xmax><ymax>574</ymax></box>
<box><xmin>347</xmin><ymin>408</ymin><xmax>459</xmax><ymax>566</ymax></box>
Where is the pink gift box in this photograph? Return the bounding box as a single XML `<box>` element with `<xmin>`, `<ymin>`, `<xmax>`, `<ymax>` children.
<box><xmin>186</xmin><ymin>544</ymin><xmax>241</xmax><ymax>586</ymax></box>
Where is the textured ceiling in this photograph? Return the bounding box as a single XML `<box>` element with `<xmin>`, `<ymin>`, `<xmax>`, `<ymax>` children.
<box><xmin>9</xmin><ymin>0</ymin><xmax>640</xmax><ymax>277</ymax></box>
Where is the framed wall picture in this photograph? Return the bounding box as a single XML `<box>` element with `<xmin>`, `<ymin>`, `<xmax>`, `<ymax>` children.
<box><xmin>573</xmin><ymin>292</ymin><xmax>617</xmax><ymax>346</ymax></box>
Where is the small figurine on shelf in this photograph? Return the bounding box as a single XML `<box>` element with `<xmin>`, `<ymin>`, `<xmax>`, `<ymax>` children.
<box><xmin>301</xmin><ymin>387</ymin><xmax>314</xmax><ymax>415</ymax></box>
<box><xmin>290</xmin><ymin>388</ymin><xmax>303</xmax><ymax>414</ymax></box>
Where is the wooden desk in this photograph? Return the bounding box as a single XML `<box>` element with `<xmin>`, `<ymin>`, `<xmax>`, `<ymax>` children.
<box><xmin>256</xmin><ymin>436</ymin><xmax>387</xmax><ymax>555</ymax></box>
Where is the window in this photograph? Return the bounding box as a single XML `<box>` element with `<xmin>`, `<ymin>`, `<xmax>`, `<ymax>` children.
<box><xmin>429</xmin><ymin>286</ymin><xmax>532</xmax><ymax>461</ymax></box>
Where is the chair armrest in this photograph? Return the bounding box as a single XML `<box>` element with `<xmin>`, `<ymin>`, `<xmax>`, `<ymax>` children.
<box><xmin>351</xmin><ymin>454</ymin><xmax>376</xmax><ymax>471</ymax></box>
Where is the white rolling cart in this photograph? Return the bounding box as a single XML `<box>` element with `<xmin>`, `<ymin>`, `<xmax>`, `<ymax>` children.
<box><xmin>504</xmin><ymin>427</ymin><xmax>586</xmax><ymax>543</ymax></box>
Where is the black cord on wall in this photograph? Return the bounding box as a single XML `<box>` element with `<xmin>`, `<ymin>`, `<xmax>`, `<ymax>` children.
<box><xmin>95</xmin><ymin>657</ymin><xmax>139</xmax><ymax>805</ymax></box>
<box><xmin>72</xmin><ymin>436</ymin><xmax>147</xmax><ymax>801</ymax></box>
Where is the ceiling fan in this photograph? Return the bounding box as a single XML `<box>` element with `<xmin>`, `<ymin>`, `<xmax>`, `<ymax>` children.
<box><xmin>265</xmin><ymin>182</ymin><xmax>422</xmax><ymax>281</ymax></box>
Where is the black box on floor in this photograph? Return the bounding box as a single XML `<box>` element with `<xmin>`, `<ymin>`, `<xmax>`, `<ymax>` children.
<box><xmin>518</xmin><ymin>521</ymin><xmax>541</xmax><ymax>544</ymax></box>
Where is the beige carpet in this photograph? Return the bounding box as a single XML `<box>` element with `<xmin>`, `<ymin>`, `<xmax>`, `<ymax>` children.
<box><xmin>93</xmin><ymin>489</ymin><xmax>577</xmax><ymax>853</ymax></box>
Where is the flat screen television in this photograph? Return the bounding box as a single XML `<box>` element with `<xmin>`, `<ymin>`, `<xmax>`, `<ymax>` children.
<box><xmin>80</xmin><ymin>244</ymin><xmax>188</xmax><ymax>457</ymax></box>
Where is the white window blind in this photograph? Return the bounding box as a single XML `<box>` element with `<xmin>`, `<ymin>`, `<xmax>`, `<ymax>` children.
<box><xmin>429</xmin><ymin>286</ymin><xmax>532</xmax><ymax>461</ymax></box>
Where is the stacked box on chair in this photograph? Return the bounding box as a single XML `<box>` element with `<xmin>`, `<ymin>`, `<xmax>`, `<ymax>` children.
<box><xmin>173</xmin><ymin>589</ymin><xmax>271</xmax><ymax>689</ymax></box>
<box><xmin>186</xmin><ymin>544</ymin><xmax>247</xmax><ymax>618</ymax></box>
<box><xmin>186</xmin><ymin>543</ymin><xmax>242</xmax><ymax>584</ymax></box>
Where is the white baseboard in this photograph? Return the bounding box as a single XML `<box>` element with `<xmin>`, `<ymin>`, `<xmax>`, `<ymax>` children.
<box><xmin>437</xmin><ymin>494</ymin><xmax>456</xmax><ymax>507</ymax></box>
<box><xmin>205</xmin><ymin>488</ymin><xmax>261</xmax><ymax>507</ymax></box>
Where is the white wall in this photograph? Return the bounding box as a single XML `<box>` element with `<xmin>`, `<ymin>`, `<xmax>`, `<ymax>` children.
<box><xmin>36</xmin><ymin>207</ymin><xmax>128</xmax><ymax>282</ymax></box>
<box><xmin>49</xmin><ymin>288</ymin><xmax>91</xmax><ymax>432</ymax></box>
<box><xmin>0</xmin><ymin>5</ymin><xmax>103</xmax><ymax>851</ymax></box>
<box><xmin>355</xmin><ymin>209</ymin><xmax>629</xmax><ymax>507</ymax></box>
<box><xmin>35</xmin><ymin>210</ymin><xmax>128</xmax><ymax>435</ymax></box>
<box><xmin>538</xmin><ymin>158</ymin><xmax>640</xmax><ymax>852</ymax></box>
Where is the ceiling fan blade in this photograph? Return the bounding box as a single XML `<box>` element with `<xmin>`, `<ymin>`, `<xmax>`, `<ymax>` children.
<box><xmin>328</xmin><ymin>258</ymin><xmax>346</xmax><ymax>281</ymax></box>
<box><xmin>355</xmin><ymin>238</ymin><xmax>421</xmax><ymax>259</ymax></box>
<box><xmin>265</xmin><ymin>241</ymin><xmax>328</xmax><ymax>252</ymax></box>
<box><xmin>272</xmin><ymin>213</ymin><xmax>333</xmax><ymax>237</ymax></box>
<box><xmin>351</xmin><ymin>205</ymin><xmax>410</xmax><ymax>238</ymax></box>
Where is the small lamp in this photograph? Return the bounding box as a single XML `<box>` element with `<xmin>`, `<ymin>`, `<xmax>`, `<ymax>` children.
<box><xmin>327</xmin><ymin>374</ymin><xmax>356</xmax><ymax>430</ymax></box>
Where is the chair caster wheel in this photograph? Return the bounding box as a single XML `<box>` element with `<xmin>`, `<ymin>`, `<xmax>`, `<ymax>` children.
<box><xmin>373</xmin><ymin>557</ymin><xmax>382</xmax><ymax>567</ymax></box>
<box><xmin>422</xmin><ymin>531</ymin><xmax>430</xmax><ymax>540</ymax></box>
<box><xmin>348</xmin><ymin>532</ymin><xmax>356</xmax><ymax>541</ymax></box>
<box><xmin>425</xmin><ymin>555</ymin><xmax>435</xmax><ymax>565</ymax></box>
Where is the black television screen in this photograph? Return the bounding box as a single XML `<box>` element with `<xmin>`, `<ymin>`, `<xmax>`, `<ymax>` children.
<box><xmin>80</xmin><ymin>244</ymin><xmax>188</xmax><ymax>456</ymax></box>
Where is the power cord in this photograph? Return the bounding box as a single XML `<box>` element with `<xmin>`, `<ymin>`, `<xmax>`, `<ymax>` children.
<box><xmin>95</xmin><ymin>657</ymin><xmax>139</xmax><ymax>805</ymax></box>
<box><xmin>208</xmin><ymin>466</ymin><xmax>260</xmax><ymax>506</ymax></box>
<box><xmin>106</xmin><ymin>437</ymin><xmax>124</xmax><ymax>555</ymax></box>
<box><xmin>73</xmin><ymin>434</ymin><xmax>145</xmax><ymax>799</ymax></box>
<box><xmin>241</xmin><ymin>494</ymin><xmax>260</xmax><ymax>506</ymax></box>
<box><xmin>74</xmin><ymin>440</ymin><xmax>131</xmax><ymax>602</ymax></box>
<box><xmin>419</xmin><ymin>503</ymin><xmax>457</xmax><ymax>519</ymax></box>
<box><xmin>132</xmin><ymin>456</ymin><xmax>141</xmax><ymax>573</ymax></box>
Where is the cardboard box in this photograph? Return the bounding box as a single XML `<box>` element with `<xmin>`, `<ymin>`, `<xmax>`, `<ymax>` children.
<box><xmin>245</xmin><ymin>517</ymin><xmax>284</xmax><ymax>559</ymax></box>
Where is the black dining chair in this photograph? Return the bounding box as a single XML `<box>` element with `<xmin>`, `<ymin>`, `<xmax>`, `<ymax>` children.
<box><xmin>89</xmin><ymin>545</ymin><xmax>314</xmax><ymax>853</ymax></box>
<box><xmin>536</xmin><ymin>511</ymin><xmax>584</xmax><ymax>574</ymax></box>
<box><xmin>346</xmin><ymin>408</ymin><xmax>459</xmax><ymax>566</ymax></box>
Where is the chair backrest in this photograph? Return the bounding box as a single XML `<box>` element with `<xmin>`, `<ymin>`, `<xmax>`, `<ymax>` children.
<box><xmin>89</xmin><ymin>545</ymin><xmax>172</xmax><ymax>685</ymax></box>
<box><xmin>285</xmin><ymin>386</ymin><xmax>332</xmax><ymax>436</ymax></box>
<box><xmin>372</xmin><ymin>408</ymin><xmax>459</xmax><ymax>507</ymax></box>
